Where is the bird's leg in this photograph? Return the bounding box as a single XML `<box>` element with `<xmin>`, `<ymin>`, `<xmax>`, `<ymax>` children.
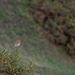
<box><xmin>16</xmin><ymin>48</ymin><xmax>19</xmax><ymax>53</ymax></box>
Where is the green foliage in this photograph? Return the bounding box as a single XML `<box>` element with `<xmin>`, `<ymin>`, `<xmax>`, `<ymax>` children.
<box><xmin>0</xmin><ymin>50</ymin><xmax>34</xmax><ymax>75</ymax></box>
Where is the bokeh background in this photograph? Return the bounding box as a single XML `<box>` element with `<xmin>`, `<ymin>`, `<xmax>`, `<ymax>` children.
<box><xmin>0</xmin><ymin>0</ymin><xmax>75</xmax><ymax>75</ymax></box>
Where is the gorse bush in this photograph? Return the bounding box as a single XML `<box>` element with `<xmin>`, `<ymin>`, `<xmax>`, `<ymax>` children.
<box><xmin>0</xmin><ymin>50</ymin><xmax>34</xmax><ymax>75</ymax></box>
<box><xmin>30</xmin><ymin>0</ymin><xmax>75</xmax><ymax>57</ymax></box>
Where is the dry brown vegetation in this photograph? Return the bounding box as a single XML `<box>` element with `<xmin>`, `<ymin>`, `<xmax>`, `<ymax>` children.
<box><xmin>31</xmin><ymin>1</ymin><xmax>75</xmax><ymax>57</ymax></box>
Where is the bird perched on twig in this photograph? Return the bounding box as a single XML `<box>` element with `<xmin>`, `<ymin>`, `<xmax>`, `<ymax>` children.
<box><xmin>14</xmin><ymin>40</ymin><xmax>21</xmax><ymax>47</ymax></box>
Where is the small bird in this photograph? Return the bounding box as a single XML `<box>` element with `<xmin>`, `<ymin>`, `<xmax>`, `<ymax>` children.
<box><xmin>14</xmin><ymin>40</ymin><xmax>21</xmax><ymax>47</ymax></box>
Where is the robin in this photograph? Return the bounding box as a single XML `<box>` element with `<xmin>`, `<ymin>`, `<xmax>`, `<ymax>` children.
<box><xmin>14</xmin><ymin>40</ymin><xmax>21</xmax><ymax>47</ymax></box>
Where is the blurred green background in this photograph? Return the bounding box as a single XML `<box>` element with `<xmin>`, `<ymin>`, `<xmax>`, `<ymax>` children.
<box><xmin>0</xmin><ymin>0</ymin><xmax>75</xmax><ymax>75</ymax></box>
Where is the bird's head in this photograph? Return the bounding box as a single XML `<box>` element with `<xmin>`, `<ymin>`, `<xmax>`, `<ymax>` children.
<box><xmin>18</xmin><ymin>40</ymin><xmax>21</xmax><ymax>43</ymax></box>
